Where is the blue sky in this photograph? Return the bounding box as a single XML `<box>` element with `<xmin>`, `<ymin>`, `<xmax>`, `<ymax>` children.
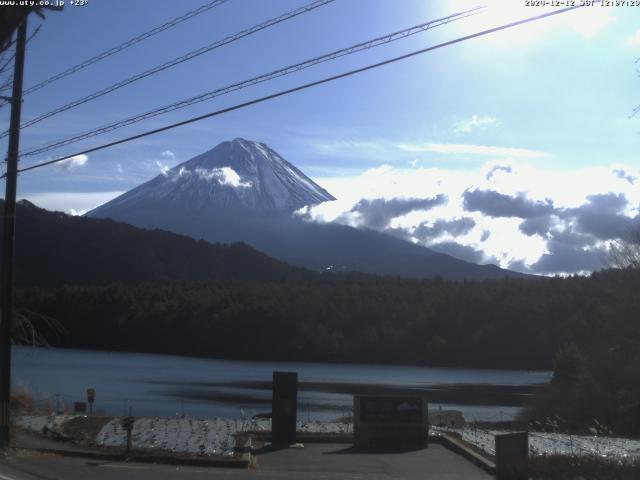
<box><xmin>2</xmin><ymin>0</ymin><xmax>640</xmax><ymax>274</ymax></box>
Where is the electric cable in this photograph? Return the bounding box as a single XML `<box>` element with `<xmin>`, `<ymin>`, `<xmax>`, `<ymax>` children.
<box><xmin>20</xmin><ymin>6</ymin><xmax>481</xmax><ymax>157</ymax></box>
<box><xmin>1</xmin><ymin>0</ymin><xmax>336</xmax><ymax>136</ymax></box>
<box><xmin>11</xmin><ymin>3</ymin><xmax>588</xmax><ymax>176</ymax></box>
<box><xmin>2</xmin><ymin>0</ymin><xmax>231</xmax><ymax>101</ymax></box>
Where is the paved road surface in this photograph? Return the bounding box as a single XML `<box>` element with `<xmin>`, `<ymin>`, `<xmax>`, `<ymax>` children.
<box><xmin>0</xmin><ymin>443</ymin><xmax>491</xmax><ymax>479</ymax></box>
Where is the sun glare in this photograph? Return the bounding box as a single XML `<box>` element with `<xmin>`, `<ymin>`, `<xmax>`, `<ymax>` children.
<box><xmin>448</xmin><ymin>0</ymin><xmax>614</xmax><ymax>46</ymax></box>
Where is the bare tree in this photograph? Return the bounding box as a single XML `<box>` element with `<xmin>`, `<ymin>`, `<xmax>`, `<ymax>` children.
<box><xmin>609</xmin><ymin>230</ymin><xmax>640</xmax><ymax>269</ymax></box>
<box><xmin>11</xmin><ymin>309</ymin><xmax>64</xmax><ymax>347</ymax></box>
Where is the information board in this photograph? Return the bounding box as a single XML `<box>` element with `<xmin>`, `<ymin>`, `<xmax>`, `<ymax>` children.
<box><xmin>359</xmin><ymin>396</ymin><xmax>423</xmax><ymax>423</ymax></box>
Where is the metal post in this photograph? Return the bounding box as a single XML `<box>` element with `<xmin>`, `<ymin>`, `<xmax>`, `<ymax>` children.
<box><xmin>126</xmin><ymin>428</ymin><xmax>132</xmax><ymax>453</ymax></box>
<box><xmin>0</xmin><ymin>18</ymin><xmax>27</xmax><ymax>448</ymax></box>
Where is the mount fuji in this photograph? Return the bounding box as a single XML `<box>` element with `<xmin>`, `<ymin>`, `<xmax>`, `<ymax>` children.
<box><xmin>87</xmin><ymin>138</ymin><xmax>529</xmax><ymax>280</ymax></box>
<box><xmin>89</xmin><ymin>138</ymin><xmax>334</xmax><ymax>218</ymax></box>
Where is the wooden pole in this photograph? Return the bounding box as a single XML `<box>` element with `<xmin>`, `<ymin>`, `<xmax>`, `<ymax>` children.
<box><xmin>0</xmin><ymin>17</ymin><xmax>27</xmax><ymax>448</ymax></box>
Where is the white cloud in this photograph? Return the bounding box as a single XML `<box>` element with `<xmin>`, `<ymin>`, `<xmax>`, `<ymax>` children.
<box><xmin>450</xmin><ymin>0</ymin><xmax>615</xmax><ymax>43</ymax></box>
<box><xmin>456</xmin><ymin>115</ymin><xmax>499</xmax><ymax>133</ymax></box>
<box><xmin>21</xmin><ymin>191</ymin><xmax>125</xmax><ymax>215</ymax></box>
<box><xmin>301</xmin><ymin>137</ymin><xmax>546</xmax><ymax>163</ymax></box>
<box><xmin>567</xmin><ymin>6</ymin><xmax>616</xmax><ymax>39</ymax></box>
<box><xmin>116</xmin><ymin>163</ymin><xmax>124</xmax><ymax>174</ymax></box>
<box><xmin>57</xmin><ymin>154</ymin><xmax>88</xmax><ymax>171</ymax></box>
<box><xmin>627</xmin><ymin>29</ymin><xmax>640</xmax><ymax>47</ymax></box>
<box><xmin>311</xmin><ymin>140</ymin><xmax>385</xmax><ymax>155</ymax></box>
<box><xmin>307</xmin><ymin>162</ymin><xmax>640</xmax><ymax>274</ymax></box>
<box><xmin>398</xmin><ymin>143</ymin><xmax>549</xmax><ymax>158</ymax></box>
<box><xmin>155</xmin><ymin>160</ymin><xmax>170</xmax><ymax>176</ymax></box>
<box><xmin>195</xmin><ymin>167</ymin><xmax>252</xmax><ymax>188</ymax></box>
<box><xmin>306</xmin><ymin>139</ymin><xmax>396</xmax><ymax>162</ymax></box>
<box><xmin>216</xmin><ymin>167</ymin><xmax>252</xmax><ymax>188</ymax></box>
<box><xmin>176</xmin><ymin>166</ymin><xmax>190</xmax><ymax>178</ymax></box>
<box><xmin>161</xmin><ymin>150</ymin><xmax>175</xmax><ymax>159</ymax></box>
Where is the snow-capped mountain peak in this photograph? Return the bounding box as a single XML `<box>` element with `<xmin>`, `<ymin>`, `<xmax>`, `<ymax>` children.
<box><xmin>88</xmin><ymin>138</ymin><xmax>335</xmax><ymax>216</ymax></box>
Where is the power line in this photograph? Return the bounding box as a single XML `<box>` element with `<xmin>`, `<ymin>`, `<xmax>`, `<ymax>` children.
<box><xmin>0</xmin><ymin>0</ymin><xmax>230</xmax><ymax>104</ymax></box>
<box><xmin>12</xmin><ymin>3</ymin><xmax>588</xmax><ymax>176</ymax></box>
<box><xmin>20</xmin><ymin>7</ymin><xmax>482</xmax><ymax>157</ymax></box>
<box><xmin>0</xmin><ymin>0</ymin><xmax>336</xmax><ymax>137</ymax></box>
<box><xmin>0</xmin><ymin>51</ymin><xmax>15</xmax><ymax>78</ymax></box>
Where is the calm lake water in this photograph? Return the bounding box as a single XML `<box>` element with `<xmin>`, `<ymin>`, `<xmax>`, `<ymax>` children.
<box><xmin>12</xmin><ymin>346</ymin><xmax>550</xmax><ymax>421</ymax></box>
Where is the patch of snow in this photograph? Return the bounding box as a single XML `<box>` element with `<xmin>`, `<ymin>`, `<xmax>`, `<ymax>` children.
<box><xmin>96</xmin><ymin>417</ymin><xmax>237</xmax><ymax>456</ymax></box>
<box><xmin>20</xmin><ymin>415</ymin><xmax>640</xmax><ymax>460</ymax></box>
<box><xmin>438</xmin><ymin>426</ymin><xmax>640</xmax><ymax>459</ymax></box>
<box><xmin>17</xmin><ymin>415</ymin><xmax>351</xmax><ymax>457</ymax></box>
<box><xmin>95</xmin><ymin>417</ymin><xmax>351</xmax><ymax>456</ymax></box>
<box><xmin>16</xmin><ymin>414</ymin><xmax>76</xmax><ymax>434</ymax></box>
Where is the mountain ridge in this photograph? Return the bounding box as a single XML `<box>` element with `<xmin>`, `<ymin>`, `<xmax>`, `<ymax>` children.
<box><xmin>90</xmin><ymin>138</ymin><xmax>335</xmax><ymax>217</ymax></box>
<box><xmin>2</xmin><ymin>199</ymin><xmax>309</xmax><ymax>287</ymax></box>
<box><xmin>87</xmin><ymin>138</ymin><xmax>533</xmax><ymax>281</ymax></box>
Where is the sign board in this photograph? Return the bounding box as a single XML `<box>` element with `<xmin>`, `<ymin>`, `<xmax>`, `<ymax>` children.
<box><xmin>272</xmin><ymin>371</ymin><xmax>297</xmax><ymax>445</ymax></box>
<box><xmin>495</xmin><ymin>431</ymin><xmax>528</xmax><ymax>480</ymax></box>
<box><xmin>359</xmin><ymin>397</ymin><xmax>423</xmax><ymax>423</ymax></box>
<box><xmin>354</xmin><ymin>395</ymin><xmax>428</xmax><ymax>449</ymax></box>
<box><xmin>87</xmin><ymin>388</ymin><xmax>95</xmax><ymax>403</ymax></box>
<box><xmin>74</xmin><ymin>402</ymin><xmax>86</xmax><ymax>413</ymax></box>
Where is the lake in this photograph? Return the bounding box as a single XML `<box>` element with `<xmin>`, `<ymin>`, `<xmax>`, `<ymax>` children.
<box><xmin>12</xmin><ymin>346</ymin><xmax>551</xmax><ymax>421</ymax></box>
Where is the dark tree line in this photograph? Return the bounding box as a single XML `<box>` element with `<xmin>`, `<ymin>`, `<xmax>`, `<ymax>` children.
<box><xmin>523</xmin><ymin>265</ymin><xmax>640</xmax><ymax>436</ymax></box>
<box><xmin>14</xmin><ymin>268</ymin><xmax>640</xmax><ymax>372</ymax></box>
<box><xmin>1</xmin><ymin>200</ymin><xmax>310</xmax><ymax>288</ymax></box>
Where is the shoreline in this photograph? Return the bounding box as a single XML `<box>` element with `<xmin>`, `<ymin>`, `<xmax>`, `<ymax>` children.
<box><xmin>14</xmin><ymin>344</ymin><xmax>554</xmax><ymax>374</ymax></box>
<box><xmin>160</xmin><ymin>380</ymin><xmax>538</xmax><ymax>408</ymax></box>
<box><xmin>14</xmin><ymin>345</ymin><xmax>549</xmax><ymax>422</ymax></box>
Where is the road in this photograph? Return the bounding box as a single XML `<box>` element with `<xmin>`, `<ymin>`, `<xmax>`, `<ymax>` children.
<box><xmin>0</xmin><ymin>443</ymin><xmax>491</xmax><ymax>479</ymax></box>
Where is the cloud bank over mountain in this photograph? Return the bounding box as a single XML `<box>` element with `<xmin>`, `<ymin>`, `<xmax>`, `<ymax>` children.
<box><xmin>25</xmin><ymin>137</ymin><xmax>639</xmax><ymax>277</ymax></box>
<box><xmin>307</xmin><ymin>161</ymin><xmax>640</xmax><ymax>275</ymax></box>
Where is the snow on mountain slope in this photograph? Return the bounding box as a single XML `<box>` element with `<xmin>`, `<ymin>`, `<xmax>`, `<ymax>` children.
<box><xmin>88</xmin><ymin>138</ymin><xmax>335</xmax><ymax>216</ymax></box>
<box><xmin>86</xmin><ymin>138</ymin><xmax>532</xmax><ymax>280</ymax></box>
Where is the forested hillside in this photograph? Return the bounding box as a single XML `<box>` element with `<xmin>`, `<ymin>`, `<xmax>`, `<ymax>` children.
<box><xmin>15</xmin><ymin>268</ymin><xmax>640</xmax><ymax>371</ymax></box>
<box><xmin>2</xmin><ymin>200</ymin><xmax>309</xmax><ymax>286</ymax></box>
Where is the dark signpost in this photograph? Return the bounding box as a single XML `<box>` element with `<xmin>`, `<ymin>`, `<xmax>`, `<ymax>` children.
<box><xmin>272</xmin><ymin>371</ymin><xmax>297</xmax><ymax>446</ymax></box>
<box><xmin>354</xmin><ymin>395</ymin><xmax>428</xmax><ymax>449</ymax></box>
<box><xmin>87</xmin><ymin>388</ymin><xmax>95</xmax><ymax>416</ymax></box>
<box><xmin>495</xmin><ymin>431</ymin><xmax>528</xmax><ymax>480</ymax></box>
<box><xmin>121</xmin><ymin>416</ymin><xmax>135</xmax><ymax>453</ymax></box>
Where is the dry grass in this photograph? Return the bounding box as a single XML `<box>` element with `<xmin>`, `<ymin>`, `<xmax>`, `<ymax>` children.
<box><xmin>10</xmin><ymin>389</ymin><xmax>37</xmax><ymax>416</ymax></box>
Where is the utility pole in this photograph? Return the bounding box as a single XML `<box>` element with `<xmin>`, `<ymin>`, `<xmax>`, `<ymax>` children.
<box><xmin>0</xmin><ymin>17</ymin><xmax>27</xmax><ymax>448</ymax></box>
